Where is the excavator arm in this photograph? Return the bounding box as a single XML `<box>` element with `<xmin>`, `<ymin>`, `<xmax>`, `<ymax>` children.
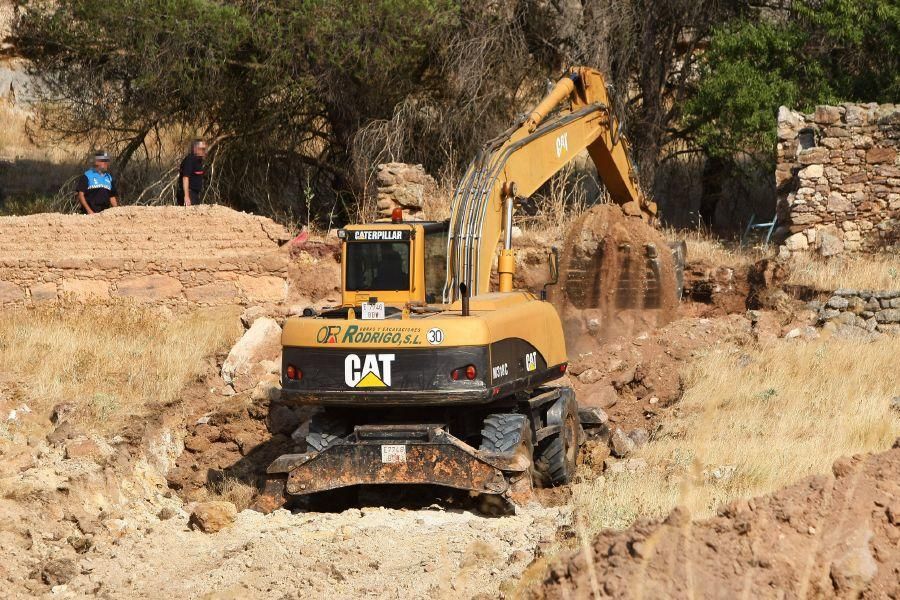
<box><xmin>444</xmin><ymin>67</ymin><xmax>656</xmax><ymax>301</ymax></box>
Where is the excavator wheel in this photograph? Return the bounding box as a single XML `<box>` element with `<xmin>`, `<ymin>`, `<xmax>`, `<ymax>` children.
<box><xmin>479</xmin><ymin>413</ymin><xmax>530</xmax><ymax>453</ymax></box>
<box><xmin>534</xmin><ymin>409</ymin><xmax>581</xmax><ymax>487</ymax></box>
<box><xmin>478</xmin><ymin>413</ymin><xmax>535</xmax><ymax>509</ymax></box>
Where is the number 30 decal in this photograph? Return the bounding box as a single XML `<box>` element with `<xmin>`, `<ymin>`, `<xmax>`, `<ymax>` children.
<box><xmin>427</xmin><ymin>328</ymin><xmax>444</xmax><ymax>345</ymax></box>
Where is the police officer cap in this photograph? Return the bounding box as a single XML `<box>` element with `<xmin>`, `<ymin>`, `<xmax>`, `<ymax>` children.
<box><xmin>94</xmin><ymin>151</ymin><xmax>111</xmax><ymax>161</ymax></box>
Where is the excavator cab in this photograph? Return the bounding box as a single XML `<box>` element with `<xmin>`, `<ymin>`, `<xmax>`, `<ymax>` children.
<box><xmin>339</xmin><ymin>219</ymin><xmax>449</xmax><ymax>308</ymax></box>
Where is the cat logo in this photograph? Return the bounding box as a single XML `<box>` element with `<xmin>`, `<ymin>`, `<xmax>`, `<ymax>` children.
<box><xmin>345</xmin><ymin>353</ymin><xmax>395</xmax><ymax>388</ymax></box>
<box><xmin>525</xmin><ymin>351</ymin><xmax>537</xmax><ymax>372</ymax></box>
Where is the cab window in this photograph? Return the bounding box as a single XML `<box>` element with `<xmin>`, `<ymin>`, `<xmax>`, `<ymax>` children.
<box><xmin>345</xmin><ymin>242</ymin><xmax>410</xmax><ymax>291</ymax></box>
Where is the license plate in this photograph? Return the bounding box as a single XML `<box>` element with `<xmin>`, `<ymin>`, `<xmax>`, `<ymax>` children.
<box><xmin>381</xmin><ymin>444</ymin><xmax>406</xmax><ymax>464</ymax></box>
<box><xmin>361</xmin><ymin>301</ymin><xmax>385</xmax><ymax>320</ymax></box>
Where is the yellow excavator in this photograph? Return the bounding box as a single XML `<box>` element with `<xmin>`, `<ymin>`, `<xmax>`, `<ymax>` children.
<box><xmin>257</xmin><ymin>67</ymin><xmax>667</xmax><ymax>511</ymax></box>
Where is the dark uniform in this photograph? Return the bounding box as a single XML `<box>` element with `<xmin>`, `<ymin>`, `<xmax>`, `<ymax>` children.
<box><xmin>177</xmin><ymin>153</ymin><xmax>205</xmax><ymax>205</ymax></box>
<box><xmin>76</xmin><ymin>169</ymin><xmax>118</xmax><ymax>213</ymax></box>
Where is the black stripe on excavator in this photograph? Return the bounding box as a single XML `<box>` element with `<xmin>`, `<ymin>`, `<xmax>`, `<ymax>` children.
<box><xmin>488</xmin><ymin>337</ymin><xmax>548</xmax><ymax>385</ymax></box>
<box><xmin>282</xmin><ymin>345</ymin><xmax>489</xmax><ymax>394</ymax></box>
<box><xmin>280</xmin><ymin>345</ymin><xmax>566</xmax><ymax>406</ymax></box>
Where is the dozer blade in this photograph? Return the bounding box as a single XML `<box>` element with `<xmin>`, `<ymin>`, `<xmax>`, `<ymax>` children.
<box><xmin>267</xmin><ymin>425</ymin><xmax>526</xmax><ymax>497</ymax></box>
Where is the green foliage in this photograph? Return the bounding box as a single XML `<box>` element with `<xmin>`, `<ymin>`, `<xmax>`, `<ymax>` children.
<box><xmin>682</xmin><ymin>0</ymin><xmax>900</xmax><ymax>161</ymax></box>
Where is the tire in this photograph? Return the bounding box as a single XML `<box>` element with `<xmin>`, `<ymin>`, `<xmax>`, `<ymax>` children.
<box><xmin>534</xmin><ymin>410</ymin><xmax>580</xmax><ymax>487</ymax></box>
<box><xmin>478</xmin><ymin>413</ymin><xmax>534</xmax><ymax>509</ymax></box>
<box><xmin>306</xmin><ymin>412</ymin><xmax>349</xmax><ymax>452</ymax></box>
<box><xmin>479</xmin><ymin>414</ymin><xmax>529</xmax><ymax>453</ymax></box>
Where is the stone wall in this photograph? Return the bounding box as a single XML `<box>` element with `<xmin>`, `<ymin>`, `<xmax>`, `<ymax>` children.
<box><xmin>811</xmin><ymin>289</ymin><xmax>900</xmax><ymax>335</ymax></box>
<box><xmin>776</xmin><ymin>103</ymin><xmax>899</xmax><ymax>257</ymax></box>
<box><xmin>374</xmin><ymin>163</ymin><xmax>436</xmax><ymax>221</ymax></box>
<box><xmin>0</xmin><ymin>206</ymin><xmax>292</xmax><ymax>305</ymax></box>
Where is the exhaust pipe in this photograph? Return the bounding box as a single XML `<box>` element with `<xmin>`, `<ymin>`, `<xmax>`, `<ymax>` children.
<box><xmin>460</xmin><ymin>283</ymin><xmax>470</xmax><ymax>316</ymax></box>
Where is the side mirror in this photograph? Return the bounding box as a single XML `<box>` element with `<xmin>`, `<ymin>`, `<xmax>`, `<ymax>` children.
<box><xmin>541</xmin><ymin>247</ymin><xmax>560</xmax><ymax>300</ymax></box>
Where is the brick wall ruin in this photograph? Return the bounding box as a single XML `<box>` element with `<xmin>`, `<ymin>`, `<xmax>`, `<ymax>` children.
<box><xmin>811</xmin><ymin>289</ymin><xmax>900</xmax><ymax>336</ymax></box>
<box><xmin>0</xmin><ymin>206</ymin><xmax>291</xmax><ymax>305</ymax></box>
<box><xmin>776</xmin><ymin>103</ymin><xmax>900</xmax><ymax>257</ymax></box>
<box><xmin>374</xmin><ymin>163</ymin><xmax>436</xmax><ymax>221</ymax></box>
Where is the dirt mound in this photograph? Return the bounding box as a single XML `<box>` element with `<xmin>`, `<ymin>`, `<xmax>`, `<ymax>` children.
<box><xmin>552</xmin><ymin>205</ymin><xmax>679</xmax><ymax>353</ymax></box>
<box><xmin>534</xmin><ymin>441</ymin><xmax>900</xmax><ymax>599</ymax></box>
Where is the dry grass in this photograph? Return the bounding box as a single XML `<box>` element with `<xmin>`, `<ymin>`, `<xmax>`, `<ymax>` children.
<box><xmin>517</xmin><ymin>164</ymin><xmax>588</xmax><ymax>240</ymax></box>
<box><xmin>664</xmin><ymin>227</ymin><xmax>771</xmax><ymax>270</ymax></box>
<box><xmin>787</xmin><ymin>252</ymin><xmax>900</xmax><ymax>291</ymax></box>
<box><xmin>204</xmin><ymin>476</ymin><xmax>256</xmax><ymax>511</ymax></box>
<box><xmin>0</xmin><ymin>303</ymin><xmax>241</xmax><ymax>433</ymax></box>
<box><xmin>573</xmin><ymin>336</ymin><xmax>900</xmax><ymax>532</ymax></box>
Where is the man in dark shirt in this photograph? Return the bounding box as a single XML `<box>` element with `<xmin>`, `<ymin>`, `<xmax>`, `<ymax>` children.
<box><xmin>76</xmin><ymin>152</ymin><xmax>119</xmax><ymax>215</ymax></box>
<box><xmin>177</xmin><ymin>139</ymin><xmax>207</xmax><ymax>206</ymax></box>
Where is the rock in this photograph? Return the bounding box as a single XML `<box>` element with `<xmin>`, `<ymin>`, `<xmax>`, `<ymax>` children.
<box><xmin>184</xmin><ymin>434</ymin><xmax>211</xmax><ymax>453</ymax></box>
<box><xmin>826</xmin><ymin>192</ymin><xmax>853</xmax><ymax>213</ymax></box>
<box><xmin>240</xmin><ymin>306</ymin><xmax>267</xmax><ymax>329</ymax></box>
<box><xmin>579</xmin><ymin>406</ymin><xmax>609</xmax><ymax>425</ymax></box>
<box><xmin>610</xmin><ymin>428</ymin><xmax>636</xmax><ymax>458</ymax></box>
<box><xmin>259</xmin><ymin>359</ymin><xmax>280</xmax><ymax>375</ymax></box>
<box><xmin>46</xmin><ymin>422</ymin><xmax>82</xmax><ymax>445</ymax></box>
<box><xmin>829</xmin><ymin>529</ymin><xmax>877</xmax><ymax>594</ymax></box>
<box><xmin>40</xmin><ymin>558</ymin><xmax>78</xmax><ymax>586</ymax></box>
<box><xmin>817</xmin><ymin>228</ymin><xmax>844</xmax><ymax>257</ymax></box>
<box><xmin>798</xmin><ymin>147</ymin><xmax>829</xmax><ymax>165</ymax></box>
<box><xmin>577</xmin><ymin>369</ymin><xmax>603</xmax><ymax>385</ymax></box>
<box><xmin>865</xmin><ymin>147</ymin><xmax>896</xmax><ymax>164</ymax></box>
<box><xmin>783</xmin><ymin>232</ymin><xmax>808</xmax><ymax>251</ymax></box>
<box><xmin>627</xmin><ymin>428</ymin><xmax>649</xmax><ymax>448</ymax></box>
<box><xmin>251</xmin><ymin>374</ymin><xmax>282</xmax><ymax>403</ymax></box>
<box><xmin>785</xmin><ymin>326</ymin><xmax>819</xmax><ymax>341</ymax></box>
<box><xmin>64</xmin><ymin>438</ymin><xmax>102</xmax><ymax>460</ymax></box>
<box><xmin>890</xmin><ymin>397</ymin><xmax>900</xmax><ymax>414</ymax></box>
<box><xmin>189</xmin><ymin>501</ymin><xmax>237</xmax><ymax>533</ymax></box>
<box><xmin>777</xmin><ymin>106</ymin><xmax>803</xmax><ymax>140</ymax></box>
<box><xmin>50</xmin><ymin>402</ymin><xmax>76</xmax><ymax>425</ymax></box>
<box><xmin>222</xmin><ymin>317</ymin><xmax>282</xmax><ymax>391</ymax></box>
<box><xmin>819</xmin><ymin>309</ymin><xmax>840</xmax><ymax>321</ymax></box>
<box><xmin>875</xmin><ymin>309</ymin><xmax>900</xmax><ymax>323</ymax></box>
<box><xmin>158</xmin><ymin>507</ymin><xmax>176</xmax><ymax>521</ymax></box>
<box><xmin>67</xmin><ymin>535</ymin><xmax>92</xmax><ymax>554</ymax></box>
<box><xmin>267</xmin><ymin>404</ymin><xmax>301</xmax><ymax>435</ymax></box>
<box><xmin>798</xmin><ymin>164</ymin><xmax>823</xmax><ymax>179</ymax></box>
<box><xmin>813</xmin><ymin>105</ymin><xmax>842</xmax><ymax>125</ymax></box>
<box><xmin>826</xmin><ymin>296</ymin><xmax>849</xmax><ymax>309</ymax></box>
<box><xmin>583</xmin><ymin>384</ymin><xmax>618</xmax><ymax>409</ymax></box>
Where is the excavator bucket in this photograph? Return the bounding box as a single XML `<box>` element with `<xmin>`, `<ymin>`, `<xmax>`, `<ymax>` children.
<box><xmin>550</xmin><ymin>204</ymin><xmax>684</xmax><ymax>352</ymax></box>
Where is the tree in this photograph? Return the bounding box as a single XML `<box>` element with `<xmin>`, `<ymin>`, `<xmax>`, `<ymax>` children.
<box><xmin>14</xmin><ymin>0</ymin><xmax>456</xmax><ymax>219</ymax></box>
<box><xmin>680</xmin><ymin>0</ymin><xmax>899</xmax><ymax>224</ymax></box>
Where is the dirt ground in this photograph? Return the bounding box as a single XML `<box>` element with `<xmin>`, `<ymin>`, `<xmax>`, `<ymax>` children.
<box><xmin>533</xmin><ymin>441</ymin><xmax>900</xmax><ymax>599</ymax></box>
<box><xmin>1</xmin><ymin>217</ymin><xmax>898</xmax><ymax>599</ymax></box>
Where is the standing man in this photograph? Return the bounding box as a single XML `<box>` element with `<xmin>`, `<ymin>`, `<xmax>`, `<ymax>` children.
<box><xmin>76</xmin><ymin>151</ymin><xmax>119</xmax><ymax>215</ymax></box>
<box><xmin>177</xmin><ymin>139</ymin><xmax>207</xmax><ymax>206</ymax></box>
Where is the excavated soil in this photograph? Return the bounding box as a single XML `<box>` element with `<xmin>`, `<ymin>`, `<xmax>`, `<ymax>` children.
<box><xmin>533</xmin><ymin>441</ymin><xmax>900</xmax><ymax>599</ymax></box>
<box><xmin>552</xmin><ymin>205</ymin><xmax>679</xmax><ymax>353</ymax></box>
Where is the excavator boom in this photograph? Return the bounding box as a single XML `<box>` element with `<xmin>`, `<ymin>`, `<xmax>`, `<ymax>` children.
<box><xmin>444</xmin><ymin>67</ymin><xmax>656</xmax><ymax>301</ymax></box>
